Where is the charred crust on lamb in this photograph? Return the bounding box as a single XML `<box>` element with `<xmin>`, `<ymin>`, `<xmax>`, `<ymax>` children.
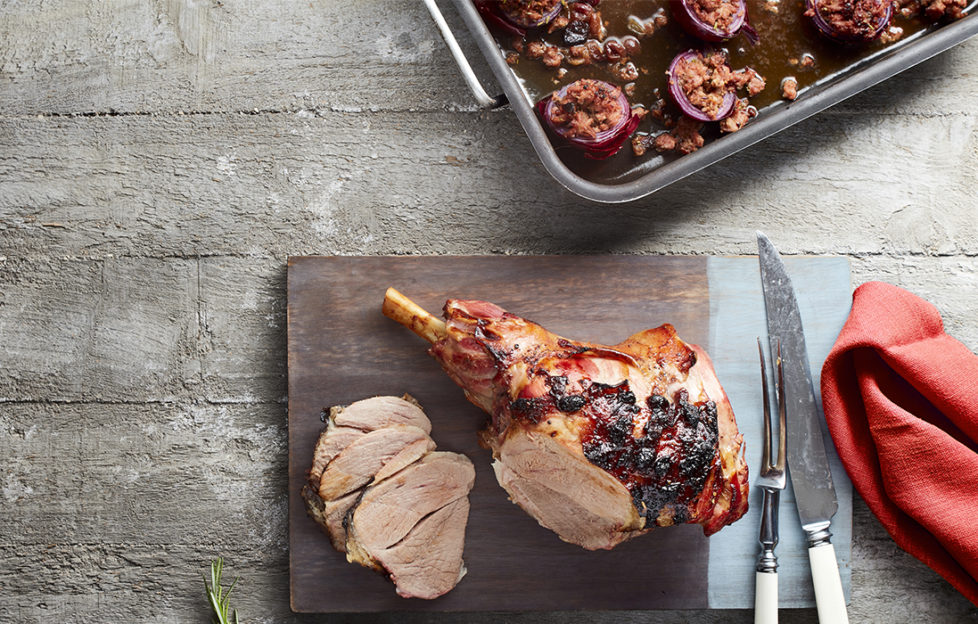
<box><xmin>383</xmin><ymin>288</ymin><xmax>749</xmax><ymax>550</ymax></box>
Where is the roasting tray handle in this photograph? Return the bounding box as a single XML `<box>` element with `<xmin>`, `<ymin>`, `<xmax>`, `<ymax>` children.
<box><xmin>423</xmin><ymin>0</ymin><xmax>508</xmax><ymax>109</ymax></box>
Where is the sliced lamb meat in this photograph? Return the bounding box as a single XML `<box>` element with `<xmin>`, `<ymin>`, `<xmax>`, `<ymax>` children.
<box><xmin>302</xmin><ymin>483</ymin><xmax>330</xmax><ymax>537</ymax></box>
<box><xmin>322</xmin><ymin>491</ymin><xmax>363</xmax><ymax>552</ymax></box>
<box><xmin>304</xmin><ymin>394</ymin><xmax>436</xmax><ymax>552</ymax></box>
<box><xmin>362</xmin><ymin>497</ymin><xmax>471</xmax><ymax>600</ymax></box>
<box><xmin>318</xmin><ymin>425</ymin><xmax>435</xmax><ymax>500</ymax></box>
<box><xmin>492</xmin><ymin>429</ymin><xmax>643</xmax><ymax>550</ymax></box>
<box><xmin>346</xmin><ymin>452</ymin><xmax>476</xmax><ymax>555</ymax></box>
<box><xmin>303</xmin><ymin>486</ymin><xmax>364</xmax><ymax>552</ymax></box>
<box><xmin>329</xmin><ymin>395</ymin><xmax>432</xmax><ymax>433</ymax></box>
<box><xmin>309</xmin><ymin>395</ymin><xmax>431</xmax><ymax>489</ymax></box>
<box><xmin>345</xmin><ymin>451</ymin><xmax>476</xmax><ymax>599</ymax></box>
<box><xmin>308</xmin><ymin>425</ymin><xmax>364</xmax><ymax>489</ymax></box>
<box><xmin>304</xmin><ymin>396</ymin><xmax>474</xmax><ymax>597</ymax></box>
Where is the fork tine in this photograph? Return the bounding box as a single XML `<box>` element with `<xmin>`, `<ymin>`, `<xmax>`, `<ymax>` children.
<box><xmin>776</xmin><ymin>340</ymin><xmax>787</xmax><ymax>470</ymax></box>
<box><xmin>757</xmin><ymin>337</ymin><xmax>772</xmax><ymax>473</ymax></box>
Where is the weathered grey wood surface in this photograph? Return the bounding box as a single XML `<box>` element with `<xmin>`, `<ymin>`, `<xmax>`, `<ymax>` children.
<box><xmin>0</xmin><ymin>1</ymin><xmax>976</xmax><ymax>622</ymax></box>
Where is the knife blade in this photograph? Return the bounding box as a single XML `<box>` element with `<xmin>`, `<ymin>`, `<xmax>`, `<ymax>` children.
<box><xmin>757</xmin><ymin>232</ymin><xmax>849</xmax><ymax>624</ymax></box>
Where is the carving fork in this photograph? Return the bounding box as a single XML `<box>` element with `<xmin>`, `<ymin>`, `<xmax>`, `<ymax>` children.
<box><xmin>755</xmin><ymin>338</ymin><xmax>787</xmax><ymax>624</ymax></box>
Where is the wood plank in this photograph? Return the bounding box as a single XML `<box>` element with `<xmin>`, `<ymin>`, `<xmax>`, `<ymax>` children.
<box><xmin>0</xmin><ymin>255</ymin><xmax>288</xmax><ymax>403</ymax></box>
<box><xmin>3</xmin><ymin>253</ymin><xmax>978</xmax><ymax>407</ymax></box>
<box><xmin>0</xmin><ymin>541</ymin><xmax>291</xmax><ymax>622</ymax></box>
<box><xmin>0</xmin><ymin>256</ymin><xmax>199</xmax><ymax>402</ymax></box>
<box><xmin>1</xmin><ymin>110</ymin><xmax>977</xmax><ymax>262</ymax></box>
<box><xmin>288</xmin><ymin>255</ymin><xmax>713</xmax><ymax>612</ymax></box>
<box><xmin>0</xmin><ymin>0</ymin><xmax>493</xmax><ymax>115</ymax></box>
<box><xmin>199</xmin><ymin>257</ymin><xmax>287</xmax><ymax>403</ymax></box>
<box><xmin>0</xmin><ymin>402</ymin><xmax>287</xmax><ymax>547</ymax></box>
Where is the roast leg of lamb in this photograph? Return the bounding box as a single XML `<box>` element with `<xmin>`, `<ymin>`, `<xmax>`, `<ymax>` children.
<box><xmin>383</xmin><ymin>288</ymin><xmax>749</xmax><ymax>550</ymax></box>
<box><xmin>303</xmin><ymin>395</ymin><xmax>475</xmax><ymax>599</ymax></box>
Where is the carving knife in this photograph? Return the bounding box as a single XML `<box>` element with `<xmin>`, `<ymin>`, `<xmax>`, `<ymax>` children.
<box><xmin>757</xmin><ymin>232</ymin><xmax>849</xmax><ymax>624</ymax></box>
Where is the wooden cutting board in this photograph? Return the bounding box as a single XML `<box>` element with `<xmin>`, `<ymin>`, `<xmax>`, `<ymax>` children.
<box><xmin>287</xmin><ymin>255</ymin><xmax>853</xmax><ymax>613</ymax></box>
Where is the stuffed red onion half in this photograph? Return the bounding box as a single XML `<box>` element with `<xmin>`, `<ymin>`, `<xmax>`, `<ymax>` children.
<box><xmin>805</xmin><ymin>0</ymin><xmax>892</xmax><ymax>43</ymax></box>
<box><xmin>667</xmin><ymin>50</ymin><xmax>738</xmax><ymax>122</ymax></box>
<box><xmin>536</xmin><ymin>79</ymin><xmax>641</xmax><ymax>159</ymax></box>
<box><xmin>672</xmin><ymin>0</ymin><xmax>759</xmax><ymax>44</ymax></box>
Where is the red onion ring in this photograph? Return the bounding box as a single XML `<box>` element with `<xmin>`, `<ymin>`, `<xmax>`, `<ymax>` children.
<box><xmin>671</xmin><ymin>0</ymin><xmax>756</xmax><ymax>43</ymax></box>
<box><xmin>536</xmin><ymin>80</ymin><xmax>641</xmax><ymax>160</ymax></box>
<box><xmin>498</xmin><ymin>0</ymin><xmax>564</xmax><ymax>30</ymax></box>
<box><xmin>806</xmin><ymin>0</ymin><xmax>892</xmax><ymax>43</ymax></box>
<box><xmin>667</xmin><ymin>50</ymin><xmax>737</xmax><ymax>122</ymax></box>
<box><xmin>474</xmin><ymin>0</ymin><xmax>527</xmax><ymax>37</ymax></box>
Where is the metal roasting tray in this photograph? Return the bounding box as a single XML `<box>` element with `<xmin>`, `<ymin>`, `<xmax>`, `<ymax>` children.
<box><xmin>424</xmin><ymin>0</ymin><xmax>978</xmax><ymax>203</ymax></box>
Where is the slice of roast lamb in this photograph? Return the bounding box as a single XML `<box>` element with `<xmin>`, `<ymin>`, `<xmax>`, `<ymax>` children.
<box><xmin>308</xmin><ymin>425</ymin><xmax>363</xmax><ymax>490</ymax></box>
<box><xmin>362</xmin><ymin>497</ymin><xmax>471</xmax><ymax>600</ymax></box>
<box><xmin>307</xmin><ymin>395</ymin><xmax>432</xmax><ymax>490</ymax></box>
<box><xmin>313</xmin><ymin>424</ymin><xmax>435</xmax><ymax>551</ymax></box>
<box><xmin>304</xmin><ymin>395</ymin><xmax>435</xmax><ymax>552</ymax></box>
<box><xmin>345</xmin><ymin>452</ymin><xmax>476</xmax><ymax>599</ymax></box>
<box><xmin>491</xmin><ymin>429</ymin><xmax>644</xmax><ymax>550</ymax></box>
<box><xmin>318</xmin><ymin>424</ymin><xmax>435</xmax><ymax>500</ymax></box>
<box><xmin>331</xmin><ymin>395</ymin><xmax>432</xmax><ymax>433</ymax></box>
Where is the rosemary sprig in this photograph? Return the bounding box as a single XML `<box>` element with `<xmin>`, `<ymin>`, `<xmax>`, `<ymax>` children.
<box><xmin>204</xmin><ymin>558</ymin><xmax>240</xmax><ymax>624</ymax></box>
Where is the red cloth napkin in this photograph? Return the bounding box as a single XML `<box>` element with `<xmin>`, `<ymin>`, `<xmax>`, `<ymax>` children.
<box><xmin>821</xmin><ymin>281</ymin><xmax>978</xmax><ymax>607</ymax></box>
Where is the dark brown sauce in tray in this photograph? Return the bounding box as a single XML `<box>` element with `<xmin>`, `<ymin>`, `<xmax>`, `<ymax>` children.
<box><xmin>488</xmin><ymin>0</ymin><xmax>973</xmax><ymax>183</ymax></box>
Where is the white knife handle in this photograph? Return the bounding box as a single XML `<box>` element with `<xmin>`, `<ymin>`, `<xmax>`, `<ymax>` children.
<box><xmin>754</xmin><ymin>571</ymin><xmax>778</xmax><ymax>624</ymax></box>
<box><xmin>809</xmin><ymin>542</ymin><xmax>849</xmax><ymax>624</ymax></box>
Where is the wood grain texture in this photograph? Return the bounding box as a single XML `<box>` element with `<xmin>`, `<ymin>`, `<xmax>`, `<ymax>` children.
<box><xmin>0</xmin><ymin>0</ymin><xmax>495</xmax><ymax>115</ymax></box>
<box><xmin>288</xmin><ymin>256</ymin><xmax>712</xmax><ymax>612</ymax></box>
<box><xmin>2</xmin><ymin>0</ymin><xmax>978</xmax><ymax>621</ymax></box>
<box><xmin>1</xmin><ymin>108</ymin><xmax>976</xmax><ymax>261</ymax></box>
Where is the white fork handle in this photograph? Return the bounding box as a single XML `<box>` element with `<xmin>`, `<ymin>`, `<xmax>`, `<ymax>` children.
<box><xmin>754</xmin><ymin>571</ymin><xmax>778</xmax><ymax>624</ymax></box>
<box><xmin>809</xmin><ymin>543</ymin><xmax>849</xmax><ymax>624</ymax></box>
